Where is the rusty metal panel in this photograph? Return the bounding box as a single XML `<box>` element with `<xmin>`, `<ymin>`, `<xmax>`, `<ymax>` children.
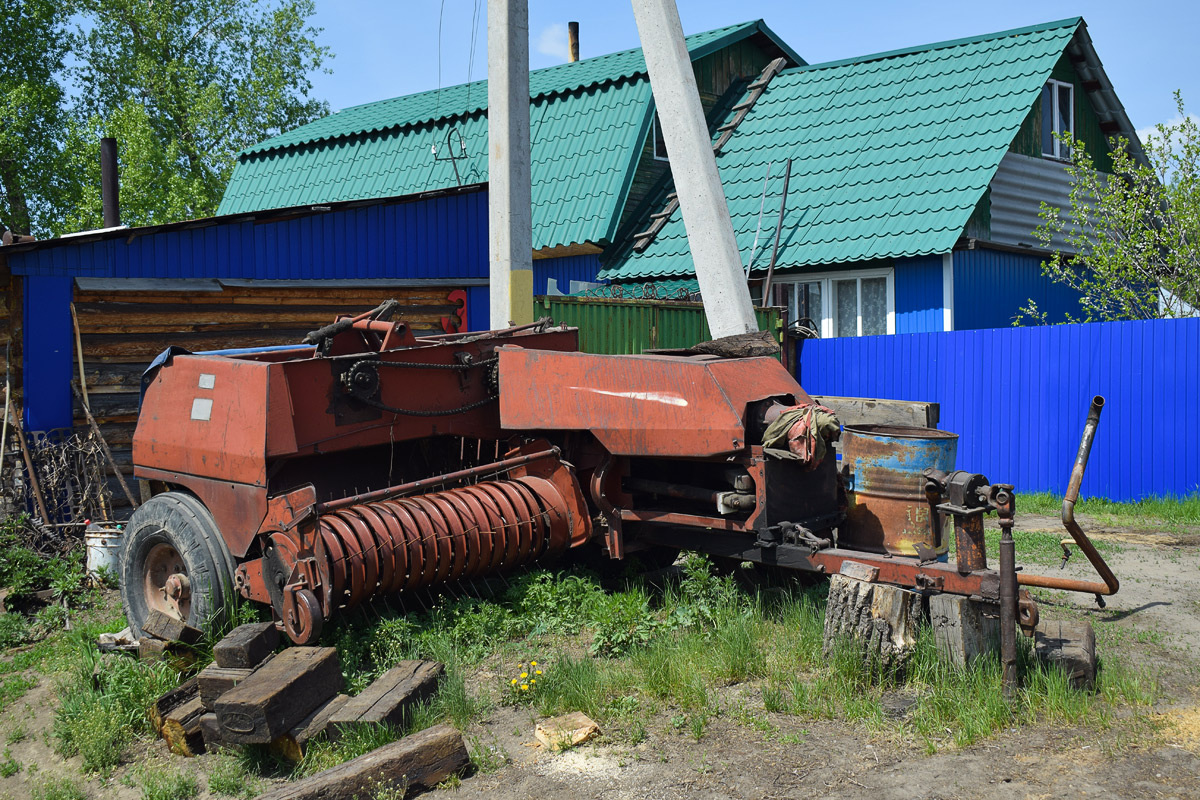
<box><xmin>539</xmin><ymin>296</ymin><xmax>780</xmax><ymax>355</ymax></box>
<box><xmin>497</xmin><ymin>348</ymin><xmax>805</xmax><ymax>457</ymax></box>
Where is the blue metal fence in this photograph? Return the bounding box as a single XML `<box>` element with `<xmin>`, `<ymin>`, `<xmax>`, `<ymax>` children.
<box><xmin>797</xmin><ymin>317</ymin><xmax>1200</xmax><ymax>501</ymax></box>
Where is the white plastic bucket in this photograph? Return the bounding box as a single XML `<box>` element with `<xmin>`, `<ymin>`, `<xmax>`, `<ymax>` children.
<box><xmin>85</xmin><ymin>529</ymin><xmax>123</xmax><ymax>579</ymax></box>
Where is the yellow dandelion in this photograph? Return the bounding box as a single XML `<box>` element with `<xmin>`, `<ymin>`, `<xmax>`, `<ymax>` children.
<box><xmin>521</xmin><ymin>684</ymin><xmax>529</xmax><ymax>691</ymax></box>
<box><xmin>511</xmin><ymin>678</ymin><xmax>517</xmax><ymax>685</ymax></box>
<box><xmin>520</xmin><ymin>672</ymin><xmax>528</xmax><ymax>679</ymax></box>
<box><xmin>531</xmin><ymin>661</ymin><xmax>537</xmax><ymax>666</ymax></box>
<box><xmin>535</xmin><ymin>670</ymin><xmax>542</xmax><ymax>675</ymax></box>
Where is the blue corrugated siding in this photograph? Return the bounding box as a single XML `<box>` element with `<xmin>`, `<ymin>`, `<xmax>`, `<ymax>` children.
<box><xmin>796</xmin><ymin>317</ymin><xmax>1200</xmax><ymax>501</ymax></box>
<box><xmin>953</xmin><ymin>247</ymin><xmax>1084</xmax><ymax>329</ymax></box>
<box><xmin>532</xmin><ymin>254</ymin><xmax>604</xmax><ymax>295</ymax></box>
<box><xmin>894</xmin><ymin>255</ymin><xmax>943</xmax><ymax>334</ymax></box>
<box><xmin>6</xmin><ymin>191</ymin><xmax>490</xmax><ymax>280</ymax></box>
<box><xmin>24</xmin><ymin>276</ymin><xmax>74</xmax><ymax>432</ymax></box>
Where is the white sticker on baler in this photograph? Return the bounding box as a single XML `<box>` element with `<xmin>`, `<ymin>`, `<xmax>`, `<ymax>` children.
<box><xmin>191</xmin><ymin>398</ymin><xmax>213</xmax><ymax>421</ymax></box>
<box><xmin>198</xmin><ymin>374</ymin><xmax>215</xmax><ymax>389</ymax></box>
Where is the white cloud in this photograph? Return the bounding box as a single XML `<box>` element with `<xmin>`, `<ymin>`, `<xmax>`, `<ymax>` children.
<box><xmin>535</xmin><ymin>23</ymin><xmax>571</xmax><ymax>62</ymax></box>
<box><xmin>1135</xmin><ymin>114</ymin><xmax>1200</xmax><ymax>145</ymax></box>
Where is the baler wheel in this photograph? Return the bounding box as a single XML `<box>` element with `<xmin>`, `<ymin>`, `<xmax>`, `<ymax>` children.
<box><xmin>120</xmin><ymin>492</ymin><xmax>237</xmax><ymax>640</ymax></box>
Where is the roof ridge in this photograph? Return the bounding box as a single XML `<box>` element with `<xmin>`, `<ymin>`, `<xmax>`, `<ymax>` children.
<box><xmin>242</xmin><ymin>20</ymin><xmax>772</xmax><ymax>157</ymax></box>
<box><xmin>787</xmin><ymin>16</ymin><xmax>1081</xmax><ymax>73</ymax></box>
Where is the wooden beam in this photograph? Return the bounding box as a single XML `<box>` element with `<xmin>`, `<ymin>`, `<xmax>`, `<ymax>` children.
<box><xmin>255</xmin><ymin>724</ymin><xmax>469</xmax><ymax>800</ymax></box>
<box><xmin>810</xmin><ymin>395</ymin><xmax>938</xmax><ymax>429</ymax></box>
<box><xmin>214</xmin><ymin>647</ymin><xmax>342</xmax><ymax>744</ymax></box>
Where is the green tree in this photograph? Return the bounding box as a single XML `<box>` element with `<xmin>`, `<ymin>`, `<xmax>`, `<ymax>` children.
<box><xmin>64</xmin><ymin>0</ymin><xmax>331</xmax><ymax>228</ymax></box>
<box><xmin>0</xmin><ymin>0</ymin><xmax>69</xmax><ymax>235</ymax></box>
<box><xmin>1030</xmin><ymin>91</ymin><xmax>1200</xmax><ymax>321</ymax></box>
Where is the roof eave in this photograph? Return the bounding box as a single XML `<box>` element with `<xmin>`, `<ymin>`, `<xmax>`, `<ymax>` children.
<box><xmin>1067</xmin><ymin>21</ymin><xmax>1150</xmax><ymax>168</ymax></box>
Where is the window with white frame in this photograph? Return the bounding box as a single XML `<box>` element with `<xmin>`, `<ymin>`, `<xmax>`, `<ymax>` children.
<box><xmin>770</xmin><ymin>269</ymin><xmax>894</xmax><ymax>337</ymax></box>
<box><xmin>1041</xmin><ymin>79</ymin><xmax>1074</xmax><ymax>160</ymax></box>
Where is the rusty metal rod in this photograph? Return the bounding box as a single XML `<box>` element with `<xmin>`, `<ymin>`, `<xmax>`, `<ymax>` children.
<box><xmin>316</xmin><ymin>447</ymin><xmax>560</xmax><ymax>512</ymax></box>
<box><xmin>1017</xmin><ymin>396</ymin><xmax>1119</xmax><ymax>601</ymax></box>
<box><xmin>997</xmin><ymin>492</ymin><xmax>1018</xmax><ymax>698</ymax></box>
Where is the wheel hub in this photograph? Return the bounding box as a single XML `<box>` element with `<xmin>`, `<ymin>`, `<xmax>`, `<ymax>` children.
<box><xmin>144</xmin><ymin>543</ymin><xmax>191</xmax><ymax>622</ymax></box>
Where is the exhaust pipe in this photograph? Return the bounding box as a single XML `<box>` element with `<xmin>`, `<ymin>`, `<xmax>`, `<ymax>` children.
<box><xmin>1017</xmin><ymin>396</ymin><xmax>1120</xmax><ymax>605</ymax></box>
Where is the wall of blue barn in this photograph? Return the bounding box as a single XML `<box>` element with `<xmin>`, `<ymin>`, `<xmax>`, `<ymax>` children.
<box><xmin>23</xmin><ymin>276</ymin><xmax>74</xmax><ymax>433</ymax></box>
<box><xmin>894</xmin><ymin>255</ymin><xmax>943</xmax><ymax>334</ymax></box>
<box><xmin>4</xmin><ymin>192</ymin><xmax>612</xmax><ymax>430</ymax></box>
<box><xmin>796</xmin><ymin>317</ymin><xmax>1200</xmax><ymax>502</ymax></box>
<box><xmin>10</xmin><ymin>191</ymin><xmax>491</xmax><ymax>280</ymax></box>
<box><xmin>953</xmin><ymin>248</ymin><xmax>1085</xmax><ymax>329</ymax></box>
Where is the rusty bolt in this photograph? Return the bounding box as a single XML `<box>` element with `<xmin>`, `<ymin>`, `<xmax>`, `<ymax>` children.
<box><xmin>165</xmin><ymin>573</ymin><xmax>191</xmax><ymax>601</ymax></box>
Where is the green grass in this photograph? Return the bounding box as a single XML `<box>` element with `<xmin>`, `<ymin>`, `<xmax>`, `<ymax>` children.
<box><xmin>951</xmin><ymin>527</ymin><xmax>1123</xmax><ymax>568</ymax></box>
<box><xmin>1020</xmin><ymin>491</ymin><xmax>1200</xmax><ymax>531</ymax></box>
<box><xmin>134</xmin><ymin>763</ymin><xmax>200</xmax><ymax>800</ymax></box>
<box><xmin>51</xmin><ymin>632</ymin><xmax>180</xmax><ymax>774</ymax></box>
<box><xmin>29</xmin><ymin>776</ymin><xmax>87</xmax><ymax>800</ymax></box>
<box><xmin>206</xmin><ymin>753</ymin><xmax>259</xmax><ymax>799</ymax></box>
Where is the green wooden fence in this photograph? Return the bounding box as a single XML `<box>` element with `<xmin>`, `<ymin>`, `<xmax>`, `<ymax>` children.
<box><xmin>537</xmin><ymin>296</ymin><xmax>782</xmax><ymax>355</ymax></box>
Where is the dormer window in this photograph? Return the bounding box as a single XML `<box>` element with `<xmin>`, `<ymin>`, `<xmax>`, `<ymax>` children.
<box><xmin>1041</xmin><ymin>79</ymin><xmax>1074</xmax><ymax>160</ymax></box>
<box><xmin>652</xmin><ymin>114</ymin><xmax>669</xmax><ymax>162</ymax></box>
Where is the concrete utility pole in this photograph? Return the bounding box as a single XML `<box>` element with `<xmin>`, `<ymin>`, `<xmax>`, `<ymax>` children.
<box><xmin>630</xmin><ymin>0</ymin><xmax>759</xmax><ymax>338</ymax></box>
<box><xmin>487</xmin><ymin>0</ymin><xmax>534</xmax><ymax>328</ymax></box>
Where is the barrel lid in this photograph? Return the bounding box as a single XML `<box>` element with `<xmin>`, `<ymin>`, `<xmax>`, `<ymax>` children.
<box><xmin>843</xmin><ymin>424</ymin><xmax>958</xmax><ymax>440</ymax></box>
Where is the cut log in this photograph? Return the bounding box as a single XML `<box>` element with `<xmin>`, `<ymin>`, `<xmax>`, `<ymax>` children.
<box><xmin>535</xmin><ymin>712</ymin><xmax>600</xmax><ymax>752</ymax></box>
<box><xmin>141</xmin><ymin>609</ymin><xmax>203</xmax><ymax>645</ymax></box>
<box><xmin>328</xmin><ymin>661</ymin><xmax>443</xmax><ymax>740</ymax></box>
<box><xmin>1035</xmin><ymin>618</ymin><xmax>1097</xmax><ymax>691</ymax></box>
<box><xmin>150</xmin><ymin>677</ymin><xmax>199</xmax><ymax>735</ymax></box>
<box><xmin>255</xmin><ymin>723</ymin><xmax>469</xmax><ymax>800</ymax></box>
<box><xmin>162</xmin><ymin>695</ymin><xmax>207</xmax><ymax>757</ymax></box>
<box><xmin>213</xmin><ymin>621</ymin><xmax>279</xmax><ymax>669</ymax></box>
<box><xmin>823</xmin><ymin>573</ymin><xmax>922</xmax><ymax>674</ymax></box>
<box><xmin>929</xmin><ymin>593</ymin><xmax>999</xmax><ymax>668</ymax></box>
<box><xmin>215</xmin><ymin>647</ymin><xmax>342</xmax><ymax>744</ymax></box>
<box><xmin>271</xmin><ymin>694</ymin><xmax>351</xmax><ymax>763</ymax></box>
<box><xmin>199</xmin><ymin>713</ymin><xmax>224</xmax><ymax>751</ymax></box>
<box><xmin>198</xmin><ymin>664</ymin><xmax>256</xmax><ymax>709</ymax></box>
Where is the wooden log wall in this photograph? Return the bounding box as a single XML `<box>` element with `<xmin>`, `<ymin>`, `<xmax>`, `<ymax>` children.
<box><xmin>71</xmin><ymin>283</ymin><xmax>462</xmax><ymax>517</ymax></box>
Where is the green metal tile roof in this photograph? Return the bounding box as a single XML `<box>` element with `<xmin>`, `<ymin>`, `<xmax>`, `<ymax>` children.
<box><xmin>599</xmin><ymin>18</ymin><xmax>1082</xmax><ymax>281</ymax></box>
<box><xmin>218</xmin><ymin>20</ymin><xmax>801</xmax><ymax>251</ymax></box>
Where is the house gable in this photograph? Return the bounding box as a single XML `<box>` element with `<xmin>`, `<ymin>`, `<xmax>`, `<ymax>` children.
<box><xmin>600</xmin><ymin>18</ymin><xmax>1088</xmax><ymax>283</ymax></box>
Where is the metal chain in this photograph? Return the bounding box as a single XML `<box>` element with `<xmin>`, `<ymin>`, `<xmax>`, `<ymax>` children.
<box><xmin>361</xmin><ymin>393</ymin><xmax>498</xmax><ymax>417</ymax></box>
<box><xmin>346</xmin><ymin>354</ymin><xmax>498</xmax><ymax>372</ymax></box>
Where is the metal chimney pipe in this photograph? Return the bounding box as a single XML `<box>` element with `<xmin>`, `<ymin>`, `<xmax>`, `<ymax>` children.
<box><xmin>568</xmin><ymin>21</ymin><xmax>580</xmax><ymax>62</ymax></box>
<box><xmin>100</xmin><ymin>137</ymin><xmax>120</xmax><ymax>228</ymax></box>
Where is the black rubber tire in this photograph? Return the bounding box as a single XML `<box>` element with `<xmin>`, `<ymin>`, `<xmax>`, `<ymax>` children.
<box><xmin>120</xmin><ymin>492</ymin><xmax>237</xmax><ymax>640</ymax></box>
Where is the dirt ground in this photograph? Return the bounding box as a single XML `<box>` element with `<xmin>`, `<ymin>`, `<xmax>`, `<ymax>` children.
<box><xmin>1</xmin><ymin>511</ymin><xmax>1198</xmax><ymax>800</ymax></box>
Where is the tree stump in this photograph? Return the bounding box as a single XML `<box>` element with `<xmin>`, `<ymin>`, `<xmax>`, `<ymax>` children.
<box><xmin>823</xmin><ymin>573</ymin><xmax>922</xmax><ymax>674</ymax></box>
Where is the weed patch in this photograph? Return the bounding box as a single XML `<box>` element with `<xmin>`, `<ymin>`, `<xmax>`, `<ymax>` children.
<box><xmin>134</xmin><ymin>763</ymin><xmax>200</xmax><ymax>800</ymax></box>
<box><xmin>30</xmin><ymin>776</ymin><xmax>87</xmax><ymax>800</ymax></box>
<box><xmin>51</xmin><ymin>634</ymin><xmax>178</xmax><ymax>774</ymax></box>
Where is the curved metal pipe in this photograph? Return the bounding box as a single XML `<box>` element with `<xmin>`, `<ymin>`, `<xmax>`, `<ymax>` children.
<box><xmin>1017</xmin><ymin>396</ymin><xmax>1120</xmax><ymax>601</ymax></box>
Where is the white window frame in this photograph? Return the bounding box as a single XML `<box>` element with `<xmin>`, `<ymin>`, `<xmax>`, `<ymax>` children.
<box><xmin>772</xmin><ymin>268</ymin><xmax>895</xmax><ymax>338</ymax></box>
<box><xmin>1042</xmin><ymin>79</ymin><xmax>1075</xmax><ymax>161</ymax></box>
<box><xmin>651</xmin><ymin>115</ymin><xmax>668</xmax><ymax>162</ymax></box>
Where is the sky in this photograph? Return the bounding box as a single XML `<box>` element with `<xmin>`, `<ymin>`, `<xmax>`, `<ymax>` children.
<box><xmin>305</xmin><ymin>1</ymin><xmax>1198</xmax><ymax>139</ymax></box>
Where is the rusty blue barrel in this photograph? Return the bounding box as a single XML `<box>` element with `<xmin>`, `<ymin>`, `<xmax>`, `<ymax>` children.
<box><xmin>839</xmin><ymin>425</ymin><xmax>958</xmax><ymax>557</ymax></box>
